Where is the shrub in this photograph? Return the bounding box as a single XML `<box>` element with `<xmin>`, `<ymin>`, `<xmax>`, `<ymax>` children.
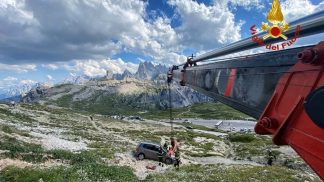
<box><xmin>0</xmin><ymin>164</ymin><xmax>138</xmax><ymax>182</ymax></box>
<box><xmin>228</xmin><ymin>133</ymin><xmax>255</xmax><ymax>143</ymax></box>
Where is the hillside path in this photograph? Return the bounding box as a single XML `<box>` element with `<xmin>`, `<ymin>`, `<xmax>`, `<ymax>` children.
<box><xmin>87</xmin><ymin>115</ymin><xmax>138</xmax><ymax>145</ymax></box>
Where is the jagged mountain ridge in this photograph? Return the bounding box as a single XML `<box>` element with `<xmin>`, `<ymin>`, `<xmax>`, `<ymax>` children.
<box><xmin>19</xmin><ymin>62</ymin><xmax>212</xmax><ymax>112</ymax></box>
<box><xmin>1</xmin><ymin>61</ymin><xmax>168</xmax><ymax>101</ymax></box>
<box><xmin>63</xmin><ymin>75</ymin><xmax>91</xmax><ymax>85</ymax></box>
<box><xmin>0</xmin><ymin>82</ymin><xmax>52</xmax><ymax>102</ymax></box>
<box><xmin>135</xmin><ymin>61</ymin><xmax>168</xmax><ymax>80</ymax></box>
<box><xmin>112</xmin><ymin>69</ymin><xmax>134</xmax><ymax>80</ymax></box>
<box><xmin>112</xmin><ymin>61</ymin><xmax>168</xmax><ymax>81</ymax></box>
<box><xmin>22</xmin><ymin>79</ymin><xmax>211</xmax><ymax>114</ymax></box>
<box><xmin>0</xmin><ymin>84</ymin><xmax>32</xmax><ymax>100</ymax></box>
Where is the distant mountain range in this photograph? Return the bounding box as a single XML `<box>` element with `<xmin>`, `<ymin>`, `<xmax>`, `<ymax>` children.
<box><xmin>0</xmin><ymin>84</ymin><xmax>32</xmax><ymax>100</ymax></box>
<box><xmin>0</xmin><ymin>62</ymin><xmax>173</xmax><ymax>103</ymax></box>
<box><xmin>62</xmin><ymin>75</ymin><xmax>92</xmax><ymax>85</ymax></box>
<box><xmin>0</xmin><ymin>83</ymin><xmax>50</xmax><ymax>102</ymax></box>
<box><xmin>112</xmin><ymin>61</ymin><xmax>168</xmax><ymax>81</ymax></box>
<box><xmin>21</xmin><ymin>79</ymin><xmax>211</xmax><ymax>114</ymax></box>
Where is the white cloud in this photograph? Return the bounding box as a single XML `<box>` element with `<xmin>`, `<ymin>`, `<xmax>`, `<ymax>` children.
<box><xmin>0</xmin><ymin>76</ymin><xmax>18</xmax><ymax>90</ymax></box>
<box><xmin>20</xmin><ymin>79</ymin><xmax>37</xmax><ymax>85</ymax></box>
<box><xmin>47</xmin><ymin>75</ymin><xmax>53</xmax><ymax>81</ymax></box>
<box><xmin>0</xmin><ymin>0</ymin><xmax>184</xmax><ymax>67</ymax></box>
<box><xmin>153</xmin><ymin>52</ymin><xmax>188</xmax><ymax>66</ymax></box>
<box><xmin>3</xmin><ymin>76</ymin><xmax>18</xmax><ymax>81</ymax></box>
<box><xmin>0</xmin><ymin>63</ymin><xmax>36</xmax><ymax>73</ymax></box>
<box><xmin>168</xmin><ymin>0</ymin><xmax>242</xmax><ymax>50</ymax></box>
<box><xmin>1</xmin><ymin>0</ymin><xmax>321</xmax><ymax>80</ymax></box>
<box><xmin>281</xmin><ymin>0</ymin><xmax>324</xmax><ymax>22</ymax></box>
<box><xmin>0</xmin><ymin>0</ymin><xmax>258</xmax><ymax>67</ymax></box>
<box><xmin>0</xmin><ymin>77</ymin><xmax>37</xmax><ymax>93</ymax></box>
<box><xmin>223</xmin><ymin>0</ymin><xmax>265</xmax><ymax>10</ymax></box>
<box><xmin>70</xmin><ymin>72</ymin><xmax>77</xmax><ymax>77</ymax></box>
<box><xmin>42</xmin><ymin>64</ymin><xmax>58</xmax><ymax>70</ymax></box>
<box><xmin>0</xmin><ymin>0</ymin><xmax>143</xmax><ymax>63</ymax></box>
<box><xmin>0</xmin><ymin>0</ymin><xmax>269</xmax><ymax>69</ymax></box>
<box><xmin>64</xmin><ymin>58</ymin><xmax>139</xmax><ymax>77</ymax></box>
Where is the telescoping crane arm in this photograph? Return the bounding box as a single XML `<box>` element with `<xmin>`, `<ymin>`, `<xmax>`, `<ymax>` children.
<box><xmin>170</xmin><ymin>11</ymin><xmax>324</xmax><ymax>180</ymax></box>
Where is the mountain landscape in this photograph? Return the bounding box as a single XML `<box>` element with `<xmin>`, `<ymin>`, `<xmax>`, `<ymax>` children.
<box><xmin>0</xmin><ymin>0</ymin><xmax>322</xmax><ymax>181</ymax></box>
<box><xmin>0</xmin><ymin>83</ymin><xmax>53</xmax><ymax>103</ymax></box>
<box><xmin>0</xmin><ymin>60</ymin><xmax>321</xmax><ymax>181</ymax></box>
<box><xmin>18</xmin><ymin>62</ymin><xmax>210</xmax><ymax>115</ymax></box>
<box><xmin>1</xmin><ymin>62</ymin><xmax>182</xmax><ymax>104</ymax></box>
<box><xmin>0</xmin><ymin>62</ymin><xmax>318</xmax><ymax>181</ymax></box>
<box><xmin>21</xmin><ymin>79</ymin><xmax>211</xmax><ymax>114</ymax></box>
<box><xmin>111</xmin><ymin>62</ymin><xmax>168</xmax><ymax>81</ymax></box>
<box><xmin>0</xmin><ymin>97</ymin><xmax>319</xmax><ymax>181</ymax></box>
<box><xmin>0</xmin><ymin>61</ymin><xmax>320</xmax><ymax>181</ymax></box>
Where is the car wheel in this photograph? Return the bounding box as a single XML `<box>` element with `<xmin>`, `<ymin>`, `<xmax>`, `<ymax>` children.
<box><xmin>138</xmin><ymin>153</ymin><xmax>145</xmax><ymax>160</ymax></box>
<box><xmin>165</xmin><ymin>158</ymin><xmax>172</xmax><ymax>164</ymax></box>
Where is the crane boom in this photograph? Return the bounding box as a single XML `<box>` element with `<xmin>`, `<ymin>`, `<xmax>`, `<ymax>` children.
<box><xmin>172</xmin><ymin>42</ymin><xmax>324</xmax><ymax>181</ymax></box>
<box><xmin>169</xmin><ymin>11</ymin><xmax>324</xmax><ymax>180</ymax></box>
<box><xmin>173</xmin><ymin>46</ymin><xmax>310</xmax><ymax>118</ymax></box>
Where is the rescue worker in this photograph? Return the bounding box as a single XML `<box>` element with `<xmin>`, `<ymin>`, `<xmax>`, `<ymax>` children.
<box><xmin>157</xmin><ymin>146</ymin><xmax>165</xmax><ymax>167</ymax></box>
<box><xmin>160</xmin><ymin>138</ymin><xmax>166</xmax><ymax>148</ymax></box>
<box><xmin>163</xmin><ymin>142</ymin><xmax>168</xmax><ymax>151</ymax></box>
<box><xmin>174</xmin><ymin>145</ymin><xmax>181</xmax><ymax>169</ymax></box>
<box><xmin>170</xmin><ymin>137</ymin><xmax>176</xmax><ymax>149</ymax></box>
<box><xmin>169</xmin><ymin>137</ymin><xmax>176</xmax><ymax>157</ymax></box>
<box><xmin>267</xmin><ymin>150</ymin><xmax>276</xmax><ymax>166</ymax></box>
<box><xmin>158</xmin><ymin>138</ymin><xmax>167</xmax><ymax>167</ymax></box>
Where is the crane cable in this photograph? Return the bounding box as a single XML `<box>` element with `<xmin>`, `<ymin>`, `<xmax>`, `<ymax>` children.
<box><xmin>168</xmin><ymin>81</ymin><xmax>174</xmax><ymax>133</ymax></box>
<box><xmin>167</xmin><ymin>68</ymin><xmax>174</xmax><ymax>133</ymax></box>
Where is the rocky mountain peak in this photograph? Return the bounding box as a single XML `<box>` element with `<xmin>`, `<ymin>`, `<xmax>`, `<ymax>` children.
<box><xmin>63</xmin><ymin>75</ymin><xmax>90</xmax><ymax>85</ymax></box>
<box><xmin>122</xmin><ymin>69</ymin><xmax>132</xmax><ymax>77</ymax></box>
<box><xmin>135</xmin><ymin>61</ymin><xmax>167</xmax><ymax>80</ymax></box>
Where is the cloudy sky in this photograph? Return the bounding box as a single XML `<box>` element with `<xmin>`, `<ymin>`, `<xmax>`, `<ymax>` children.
<box><xmin>0</xmin><ymin>0</ymin><xmax>323</xmax><ymax>90</ymax></box>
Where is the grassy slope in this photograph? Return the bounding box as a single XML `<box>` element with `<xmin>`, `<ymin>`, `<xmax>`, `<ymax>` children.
<box><xmin>1</xmin><ymin>165</ymin><xmax>137</xmax><ymax>182</ymax></box>
<box><xmin>143</xmin><ymin>102</ymin><xmax>250</xmax><ymax>120</ymax></box>
<box><xmin>0</xmin><ymin>150</ymin><xmax>137</xmax><ymax>182</ymax></box>
<box><xmin>47</xmin><ymin>82</ymin><xmax>250</xmax><ymax>119</ymax></box>
<box><xmin>146</xmin><ymin>164</ymin><xmax>319</xmax><ymax>182</ymax></box>
<box><xmin>54</xmin><ymin>90</ymin><xmax>144</xmax><ymax>116</ymax></box>
<box><xmin>53</xmin><ymin>90</ymin><xmax>249</xmax><ymax>120</ymax></box>
<box><xmin>228</xmin><ymin>133</ymin><xmax>279</xmax><ymax>159</ymax></box>
<box><xmin>0</xmin><ymin>104</ymin><xmax>138</xmax><ymax>182</ymax></box>
<box><xmin>0</xmin><ymin>104</ymin><xmax>319</xmax><ymax>181</ymax></box>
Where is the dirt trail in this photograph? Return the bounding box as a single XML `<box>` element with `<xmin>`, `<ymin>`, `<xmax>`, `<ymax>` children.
<box><xmin>113</xmin><ymin>152</ymin><xmax>169</xmax><ymax>180</ymax></box>
<box><xmin>87</xmin><ymin>116</ymin><xmax>137</xmax><ymax>145</ymax></box>
<box><xmin>186</xmin><ymin>156</ymin><xmax>261</xmax><ymax>166</ymax></box>
<box><xmin>0</xmin><ymin>158</ymin><xmax>67</xmax><ymax>171</ymax></box>
<box><xmin>192</xmin><ymin>129</ymin><xmax>228</xmax><ymax>137</ymax></box>
<box><xmin>0</xmin><ymin>159</ymin><xmax>32</xmax><ymax>170</ymax></box>
<box><xmin>114</xmin><ymin>152</ymin><xmax>262</xmax><ymax>180</ymax></box>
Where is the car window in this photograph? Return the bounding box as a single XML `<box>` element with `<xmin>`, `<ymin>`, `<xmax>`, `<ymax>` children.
<box><xmin>142</xmin><ymin>144</ymin><xmax>150</xmax><ymax>149</ymax></box>
<box><xmin>153</xmin><ymin>145</ymin><xmax>161</xmax><ymax>152</ymax></box>
<box><xmin>142</xmin><ymin>144</ymin><xmax>159</xmax><ymax>151</ymax></box>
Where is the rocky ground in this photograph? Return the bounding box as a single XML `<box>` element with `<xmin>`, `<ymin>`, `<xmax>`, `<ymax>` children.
<box><xmin>0</xmin><ymin>103</ymin><xmax>321</xmax><ymax>181</ymax></box>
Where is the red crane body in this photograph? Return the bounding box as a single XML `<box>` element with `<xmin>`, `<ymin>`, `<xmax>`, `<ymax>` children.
<box><xmin>171</xmin><ymin>42</ymin><xmax>324</xmax><ymax>180</ymax></box>
<box><xmin>256</xmin><ymin>42</ymin><xmax>324</xmax><ymax>179</ymax></box>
